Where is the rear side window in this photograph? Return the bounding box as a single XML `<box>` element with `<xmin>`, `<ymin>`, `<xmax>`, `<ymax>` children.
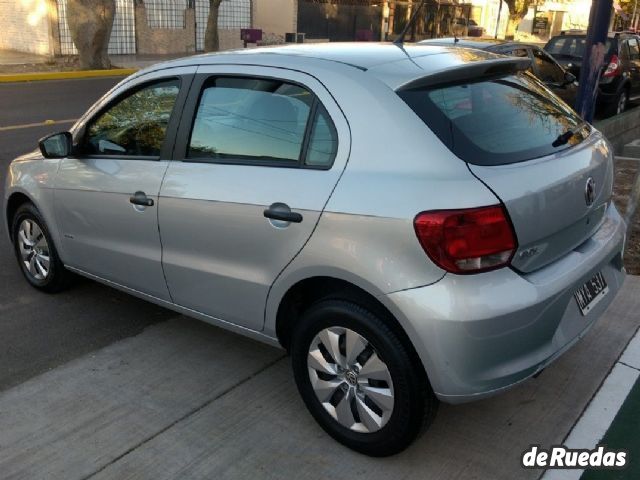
<box><xmin>304</xmin><ymin>104</ymin><xmax>338</xmax><ymax>167</ymax></box>
<box><xmin>545</xmin><ymin>35</ymin><xmax>612</xmax><ymax>59</ymax></box>
<box><xmin>187</xmin><ymin>77</ymin><xmax>337</xmax><ymax>168</ymax></box>
<box><xmin>398</xmin><ymin>73</ymin><xmax>589</xmax><ymax>166</ymax></box>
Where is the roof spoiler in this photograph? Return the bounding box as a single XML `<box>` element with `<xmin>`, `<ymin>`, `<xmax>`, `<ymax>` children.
<box><xmin>396</xmin><ymin>57</ymin><xmax>532</xmax><ymax>91</ymax></box>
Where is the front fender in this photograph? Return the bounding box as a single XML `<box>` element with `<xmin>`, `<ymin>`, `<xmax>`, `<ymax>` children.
<box><xmin>5</xmin><ymin>153</ymin><xmax>64</xmax><ymax>259</ymax></box>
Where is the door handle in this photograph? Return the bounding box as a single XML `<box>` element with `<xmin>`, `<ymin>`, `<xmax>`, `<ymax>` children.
<box><xmin>129</xmin><ymin>191</ymin><xmax>154</xmax><ymax>207</ymax></box>
<box><xmin>263</xmin><ymin>203</ymin><xmax>303</xmax><ymax>223</ymax></box>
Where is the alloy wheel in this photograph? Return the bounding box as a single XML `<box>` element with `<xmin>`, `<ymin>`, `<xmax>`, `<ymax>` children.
<box><xmin>18</xmin><ymin>219</ymin><xmax>50</xmax><ymax>280</ymax></box>
<box><xmin>617</xmin><ymin>91</ymin><xmax>628</xmax><ymax>115</ymax></box>
<box><xmin>307</xmin><ymin>326</ymin><xmax>394</xmax><ymax>433</ymax></box>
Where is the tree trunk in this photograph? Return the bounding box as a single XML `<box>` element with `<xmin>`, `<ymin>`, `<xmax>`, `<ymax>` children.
<box><xmin>204</xmin><ymin>0</ymin><xmax>223</xmax><ymax>52</ymax></box>
<box><xmin>66</xmin><ymin>0</ymin><xmax>115</xmax><ymax>70</ymax></box>
<box><xmin>505</xmin><ymin>14</ymin><xmax>522</xmax><ymax>40</ymax></box>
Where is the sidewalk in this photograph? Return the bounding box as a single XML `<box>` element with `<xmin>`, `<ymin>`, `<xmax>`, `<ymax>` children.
<box><xmin>0</xmin><ymin>277</ymin><xmax>637</xmax><ymax>479</ymax></box>
<box><xmin>0</xmin><ymin>50</ymin><xmax>194</xmax><ymax>79</ymax></box>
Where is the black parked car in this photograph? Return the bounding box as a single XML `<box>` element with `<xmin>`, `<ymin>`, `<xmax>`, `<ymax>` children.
<box><xmin>544</xmin><ymin>31</ymin><xmax>640</xmax><ymax>116</ymax></box>
<box><xmin>419</xmin><ymin>38</ymin><xmax>578</xmax><ymax>107</ymax></box>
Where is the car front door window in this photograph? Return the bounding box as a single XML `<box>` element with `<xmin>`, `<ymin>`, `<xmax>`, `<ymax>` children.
<box><xmin>84</xmin><ymin>80</ymin><xmax>180</xmax><ymax>157</ymax></box>
<box><xmin>533</xmin><ymin>49</ymin><xmax>565</xmax><ymax>84</ymax></box>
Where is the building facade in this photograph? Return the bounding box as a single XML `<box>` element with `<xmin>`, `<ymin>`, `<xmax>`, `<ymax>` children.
<box><xmin>0</xmin><ymin>0</ymin><xmax>255</xmax><ymax>57</ymax></box>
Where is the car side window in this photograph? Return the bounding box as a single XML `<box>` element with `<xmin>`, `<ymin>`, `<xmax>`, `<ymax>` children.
<box><xmin>500</xmin><ymin>49</ymin><xmax>534</xmax><ymax>74</ymax></box>
<box><xmin>304</xmin><ymin>104</ymin><xmax>338</xmax><ymax>167</ymax></box>
<box><xmin>532</xmin><ymin>49</ymin><xmax>565</xmax><ymax>84</ymax></box>
<box><xmin>508</xmin><ymin>48</ymin><xmax>529</xmax><ymax>57</ymax></box>
<box><xmin>187</xmin><ymin>76</ymin><xmax>337</xmax><ymax>168</ymax></box>
<box><xmin>83</xmin><ymin>79</ymin><xmax>180</xmax><ymax>157</ymax></box>
<box><xmin>628</xmin><ymin>38</ymin><xmax>640</xmax><ymax>61</ymax></box>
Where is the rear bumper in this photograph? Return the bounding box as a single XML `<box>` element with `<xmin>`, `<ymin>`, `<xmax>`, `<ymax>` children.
<box><xmin>385</xmin><ymin>203</ymin><xmax>626</xmax><ymax>404</ymax></box>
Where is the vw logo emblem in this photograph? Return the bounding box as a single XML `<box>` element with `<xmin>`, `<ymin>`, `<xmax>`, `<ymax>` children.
<box><xmin>585</xmin><ymin>177</ymin><xmax>596</xmax><ymax>206</ymax></box>
<box><xmin>345</xmin><ymin>370</ymin><xmax>358</xmax><ymax>386</ymax></box>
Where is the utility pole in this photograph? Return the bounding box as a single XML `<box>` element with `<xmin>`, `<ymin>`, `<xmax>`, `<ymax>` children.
<box><xmin>575</xmin><ymin>0</ymin><xmax>614</xmax><ymax>122</ymax></box>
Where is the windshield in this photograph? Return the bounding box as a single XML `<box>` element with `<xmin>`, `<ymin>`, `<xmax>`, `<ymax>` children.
<box><xmin>544</xmin><ymin>35</ymin><xmax>612</xmax><ymax>59</ymax></box>
<box><xmin>398</xmin><ymin>72</ymin><xmax>589</xmax><ymax>166</ymax></box>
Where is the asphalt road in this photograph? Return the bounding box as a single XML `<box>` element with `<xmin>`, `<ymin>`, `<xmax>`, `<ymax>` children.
<box><xmin>0</xmin><ymin>77</ymin><xmax>177</xmax><ymax>392</ymax></box>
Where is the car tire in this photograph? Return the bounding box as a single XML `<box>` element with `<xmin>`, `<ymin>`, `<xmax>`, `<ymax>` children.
<box><xmin>11</xmin><ymin>203</ymin><xmax>72</xmax><ymax>293</ymax></box>
<box><xmin>607</xmin><ymin>88</ymin><xmax>628</xmax><ymax>117</ymax></box>
<box><xmin>291</xmin><ymin>298</ymin><xmax>438</xmax><ymax>456</ymax></box>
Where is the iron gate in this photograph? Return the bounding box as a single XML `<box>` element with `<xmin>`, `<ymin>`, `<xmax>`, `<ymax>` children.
<box><xmin>194</xmin><ymin>0</ymin><xmax>251</xmax><ymax>51</ymax></box>
<box><xmin>143</xmin><ymin>0</ymin><xmax>188</xmax><ymax>29</ymax></box>
<box><xmin>56</xmin><ymin>0</ymin><xmax>136</xmax><ymax>55</ymax></box>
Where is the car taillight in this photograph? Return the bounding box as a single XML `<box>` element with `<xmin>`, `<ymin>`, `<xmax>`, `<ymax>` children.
<box><xmin>413</xmin><ymin>205</ymin><xmax>517</xmax><ymax>274</ymax></box>
<box><xmin>603</xmin><ymin>54</ymin><xmax>621</xmax><ymax>78</ymax></box>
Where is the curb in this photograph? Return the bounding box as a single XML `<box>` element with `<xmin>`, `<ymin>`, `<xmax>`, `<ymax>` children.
<box><xmin>0</xmin><ymin>68</ymin><xmax>137</xmax><ymax>83</ymax></box>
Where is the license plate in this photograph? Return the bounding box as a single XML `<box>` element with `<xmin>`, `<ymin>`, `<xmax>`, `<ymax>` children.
<box><xmin>574</xmin><ymin>271</ymin><xmax>609</xmax><ymax>316</ymax></box>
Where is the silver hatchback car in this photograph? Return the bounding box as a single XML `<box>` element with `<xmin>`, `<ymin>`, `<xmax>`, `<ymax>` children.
<box><xmin>4</xmin><ymin>44</ymin><xmax>626</xmax><ymax>456</ymax></box>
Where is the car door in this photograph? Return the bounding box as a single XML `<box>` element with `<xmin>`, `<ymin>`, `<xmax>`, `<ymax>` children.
<box><xmin>625</xmin><ymin>37</ymin><xmax>640</xmax><ymax>99</ymax></box>
<box><xmin>530</xmin><ymin>47</ymin><xmax>577</xmax><ymax>106</ymax></box>
<box><xmin>54</xmin><ymin>68</ymin><xmax>195</xmax><ymax>300</ymax></box>
<box><xmin>158</xmin><ymin>65</ymin><xmax>350</xmax><ymax>330</ymax></box>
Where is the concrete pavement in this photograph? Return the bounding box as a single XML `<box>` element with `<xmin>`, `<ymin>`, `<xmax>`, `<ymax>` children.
<box><xmin>0</xmin><ymin>276</ymin><xmax>638</xmax><ymax>480</ymax></box>
<box><xmin>0</xmin><ymin>76</ymin><xmax>170</xmax><ymax>392</ymax></box>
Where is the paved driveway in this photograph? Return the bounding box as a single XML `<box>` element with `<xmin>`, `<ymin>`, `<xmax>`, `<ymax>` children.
<box><xmin>0</xmin><ymin>277</ymin><xmax>637</xmax><ymax>480</ymax></box>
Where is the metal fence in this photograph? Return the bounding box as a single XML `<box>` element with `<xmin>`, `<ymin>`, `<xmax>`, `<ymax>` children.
<box><xmin>56</xmin><ymin>0</ymin><xmax>136</xmax><ymax>55</ymax></box>
<box><xmin>143</xmin><ymin>0</ymin><xmax>188</xmax><ymax>29</ymax></box>
<box><xmin>195</xmin><ymin>0</ymin><xmax>251</xmax><ymax>51</ymax></box>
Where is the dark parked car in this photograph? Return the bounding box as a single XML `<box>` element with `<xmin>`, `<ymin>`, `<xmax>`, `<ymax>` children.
<box><xmin>419</xmin><ymin>38</ymin><xmax>578</xmax><ymax>107</ymax></box>
<box><xmin>544</xmin><ymin>31</ymin><xmax>640</xmax><ymax>116</ymax></box>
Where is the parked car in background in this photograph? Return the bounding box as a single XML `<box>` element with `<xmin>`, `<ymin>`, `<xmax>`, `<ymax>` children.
<box><xmin>4</xmin><ymin>43</ymin><xmax>626</xmax><ymax>456</ymax></box>
<box><xmin>544</xmin><ymin>30</ymin><xmax>640</xmax><ymax>116</ymax></box>
<box><xmin>419</xmin><ymin>38</ymin><xmax>579</xmax><ymax>107</ymax></box>
<box><xmin>452</xmin><ymin>18</ymin><xmax>484</xmax><ymax>37</ymax></box>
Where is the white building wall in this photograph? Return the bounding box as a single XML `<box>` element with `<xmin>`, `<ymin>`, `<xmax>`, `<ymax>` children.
<box><xmin>0</xmin><ymin>0</ymin><xmax>52</xmax><ymax>55</ymax></box>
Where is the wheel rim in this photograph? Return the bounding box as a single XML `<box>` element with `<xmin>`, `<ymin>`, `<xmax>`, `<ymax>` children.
<box><xmin>18</xmin><ymin>219</ymin><xmax>50</xmax><ymax>281</ymax></box>
<box><xmin>617</xmin><ymin>92</ymin><xmax>627</xmax><ymax>114</ymax></box>
<box><xmin>307</xmin><ymin>326</ymin><xmax>394</xmax><ymax>433</ymax></box>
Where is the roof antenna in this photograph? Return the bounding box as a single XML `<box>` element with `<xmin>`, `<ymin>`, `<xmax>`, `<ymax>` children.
<box><xmin>394</xmin><ymin>0</ymin><xmax>427</xmax><ymax>45</ymax></box>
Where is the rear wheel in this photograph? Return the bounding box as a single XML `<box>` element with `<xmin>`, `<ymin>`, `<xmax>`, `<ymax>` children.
<box><xmin>12</xmin><ymin>203</ymin><xmax>72</xmax><ymax>293</ymax></box>
<box><xmin>291</xmin><ymin>299</ymin><xmax>438</xmax><ymax>456</ymax></box>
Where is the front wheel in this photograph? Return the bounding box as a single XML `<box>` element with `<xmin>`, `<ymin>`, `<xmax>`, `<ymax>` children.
<box><xmin>12</xmin><ymin>203</ymin><xmax>72</xmax><ymax>293</ymax></box>
<box><xmin>291</xmin><ymin>299</ymin><xmax>438</xmax><ymax>456</ymax></box>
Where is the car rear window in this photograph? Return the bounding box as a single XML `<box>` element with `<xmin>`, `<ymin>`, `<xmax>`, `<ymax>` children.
<box><xmin>545</xmin><ymin>35</ymin><xmax>613</xmax><ymax>59</ymax></box>
<box><xmin>398</xmin><ymin>72</ymin><xmax>589</xmax><ymax>166</ymax></box>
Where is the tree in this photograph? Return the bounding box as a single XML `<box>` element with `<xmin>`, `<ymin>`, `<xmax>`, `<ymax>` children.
<box><xmin>66</xmin><ymin>0</ymin><xmax>116</xmax><ymax>70</ymax></box>
<box><xmin>503</xmin><ymin>0</ymin><xmax>533</xmax><ymax>39</ymax></box>
<box><xmin>204</xmin><ymin>0</ymin><xmax>224</xmax><ymax>52</ymax></box>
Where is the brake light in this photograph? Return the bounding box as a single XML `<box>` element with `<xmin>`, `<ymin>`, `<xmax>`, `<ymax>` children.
<box><xmin>413</xmin><ymin>205</ymin><xmax>517</xmax><ymax>274</ymax></box>
<box><xmin>603</xmin><ymin>54</ymin><xmax>621</xmax><ymax>78</ymax></box>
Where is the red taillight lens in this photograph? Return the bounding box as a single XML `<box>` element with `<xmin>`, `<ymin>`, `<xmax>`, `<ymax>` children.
<box><xmin>603</xmin><ymin>54</ymin><xmax>621</xmax><ymax>78</ymax></box>
<box><xmin>413</xmin><ymin>205</ymin><xmax>517</xmax><ymax>274</ymax></box>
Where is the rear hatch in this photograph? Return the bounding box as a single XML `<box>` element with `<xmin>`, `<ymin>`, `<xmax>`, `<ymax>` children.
<box><xmin>399</xmin><ymin>67</ymin><xmax>613</xmax><ymax>273</ymax></box>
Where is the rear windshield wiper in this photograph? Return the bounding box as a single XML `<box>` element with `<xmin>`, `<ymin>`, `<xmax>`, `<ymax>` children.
<box><xmin>552</xmin><ymin>122</ymin><xmax>589</xmax><ymax>147</ymax></box>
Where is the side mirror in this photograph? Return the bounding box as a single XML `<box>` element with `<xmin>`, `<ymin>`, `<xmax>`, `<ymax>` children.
<box><xmin>564</xmin><ymin>71</ymin><xmax>577</xmax><ymax>85</ymax></box>
<box><xmin>39</xmin><ymin>132</ymin><xmax>72</xmax><ymax>158</ymax></box>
